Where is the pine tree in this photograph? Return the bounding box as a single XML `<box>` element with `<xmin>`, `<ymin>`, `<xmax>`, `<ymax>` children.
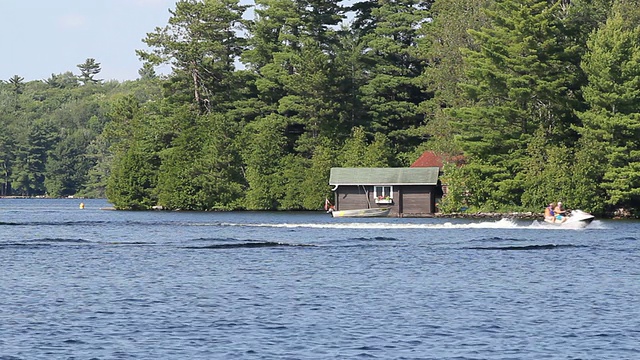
<box><xmin>577</xmin><ymin>2</ymin><xmax>640</xmax><ymax>212</ymax></box>
<box><xmin>356</xmin><ymin>0</ymin><xmax>433</xmax><ymax>157</ymax></box>
<box><xmin>453</xmin><ymin>0</ymin><xmax>581</xmax><ymax>208</ymax></box>
<box><xmin>77</xmin><ymin>58</ymin><xmax>102</xmax><ymax>85</ymax></box>
<box><xmin>138</xmin><ymin>0</ymin><xmax>249</xmax><ymax>113</ymax></box>
<box><xmin>417</xmin><ymin>0</ymin><xmax>489</xmax><ymax>156</ymax></box>
<box><xmin>8</xmin><ymin>75</ymin><xmax>24</xmax><ymax>94</ymax></box>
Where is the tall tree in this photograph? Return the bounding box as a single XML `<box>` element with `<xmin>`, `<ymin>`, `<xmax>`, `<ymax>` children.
<box><xmin>452</xmin><ymin>0</ymin><xmax>581</xmax><ymax>209</ymax></box>
<box><xmin>44</xmin><ymin>130</ymin><xmax>92</xmax><ymax>197</ymax></box>
<box><xmin>417</xmin><ymin>0</ymin><xmax>489</xmax><ymax>156</ymax></box>
<box><xmin>138</xmin><ymin>63</ymin><xmax>158</xmax><ymax>80</ymax></box>
<box><xmin>77</xmin><ymin>58</ymin><xmax>102</xmax><ymax>85</ymax></box>
<box><xmin>339</xmin><ymin>126</ymin><xmax>394</xmax><ymax>167</ymax></box>
<box><xmin>11</xmin><ymin>121</ymin><xmax>58</xmax><ymax>196</ymax></box>
<box><xmin>300</xmin><ymin>138</ymin><xmax>336</xmax><ymax>209</ymax></box>
<box><xmin>577</xmin><ymin>2</ymin><xmax>640</xmax><ymax>212</ymax></box>
<box><xmin>356</xmin><ymin>0</ymin><xmax>433</xmax><ymax>158</ymax></box>
<box><xmin>8</xmin><ymin>75</ymin><xmax>24</xmax><ymax>94</ymax></box>
<box><xmin>138</xmin><ymin>0</ymin><xmax>249</xmax><ymax>113</ymax></box>
<box><xmin>244</xmin><ymin>0</ymin><xmax>345</xmax><ymax>149</ymax></box>
<box><xmin>155</xmin><ymin>112</ymin><xmax>245</xmax><ymax>210</ymax></box>
<box><xmin>241</xmin><ymin>114</ymin><xmax>288</xmax><ymax>209</ymax></box>
<box><xmin>0</xmin><ymin>131</ymin><xmax>15</xmax><ymax>196</ymax></box>
<box><xmin>106</xmin><ymin>143</ymin><xmax>160</xmax><ymax>209</ymax></box>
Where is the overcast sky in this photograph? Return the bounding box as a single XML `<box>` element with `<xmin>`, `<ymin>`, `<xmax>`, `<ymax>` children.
<box><xmin>0</xmin><ymin>0</ymin><xmax>178</xmax><ymax>82</ymax></box>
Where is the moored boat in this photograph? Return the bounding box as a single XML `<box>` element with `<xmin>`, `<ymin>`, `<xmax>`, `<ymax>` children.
<box><xmin>330</xmin><ymin>207</ymin><xmax>391</xmax><ymax>218</ymax></box>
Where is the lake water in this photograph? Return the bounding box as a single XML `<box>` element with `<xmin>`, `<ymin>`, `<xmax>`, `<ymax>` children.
<box><xmin>1</xmin><ymin>198</ymin><xmax>639</xmax><ymax>359</ymax></box>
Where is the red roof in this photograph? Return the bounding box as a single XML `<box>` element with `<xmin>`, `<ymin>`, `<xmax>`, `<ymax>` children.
<box><xmin>411</xmin><ymin>151</ymin><xmax>465</xmax><ymax>169</ymax></box>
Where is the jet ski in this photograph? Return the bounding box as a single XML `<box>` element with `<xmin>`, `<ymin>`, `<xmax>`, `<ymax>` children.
<box><xmin>544</xmin><ymin>209</ymin><xmax>595</xmax><ymax>228</ymax></box>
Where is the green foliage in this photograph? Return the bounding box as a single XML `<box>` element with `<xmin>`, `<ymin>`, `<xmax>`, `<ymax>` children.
<box><xmin>449</xmin><ymin>0</ymin><xmax>589</xmax><ymax>210</ymax></box>
<box><xmin>301</xmin><ymin>139</ymin><xmax>336</xmax><ymax>209</ymax></box>
<box><xmin>138</xmin><ymin>0</ymin><xmax>250</xmax><ymax>113</ymax></box>
<box><xmin>417</xmin><ymin>0</ymin><xmax>488</xmax><ymax>160</ymax></box>
<box><xmin>567</xmin><ymin>134</ymin><xmax>607</xmax><ymax>214</ymax></box>
<box><xmin>106</xmin><ymin>144</ymin><xmax>159</xmax><ymax>210</ymax></box>
<box><xmin>0</xmin><ymin>130</ymin><xmax>15</xmax><ymax>196</ymax></box>
<box><xmin>2</xmin><ymin>0</ymin><xmax>640</xmax><ymax>216</ymax></box>
<box><xmin>155</xmin><ymin>112</ymin><xmax>245</xmax><ymax>210</ymax></box>
<box><xmin>519</xmin><ymin>126</ymin><xmax>572</xmax><ymax>210</ymax></box>
<box><xmin>241</xmin><ymin>114</ymin><xmax>288</xmax><ymax>210</ymax></box>
<box><xmin>339</xmin><ymin>126</ymin><xmax>368</xmax><ymax>167</ymax></box>
<box><xmin>44</xmin><ymin>130</ymin><xmax>93</xmax><ymax>197</ymax></box>
<box><xmin>138</xmin><ymin>63</ymin><xmax>157</xmax><ymax>80</ymax></box>
<box><xmin>8</xmin><ymin>75</ymin><xmax>24</xmax><ymax>94</ymax></box>
<box><xmin>578</xmin><ymin>4</ymin><xmax>640</xmax><ymax>211</ymax></box>
<box><xmin>437</xmin><ymin>163</ymin><xmax>467</xmax><ymax>213</ymax></box>
<box><xmin>11</xmin><ymin>121</ymin><xmax>58</xmax><ymax>196</ymax></box>
<box><xmin>277</xmin><ymin>154</ymin><xmax>308</xmax><ymax>210</ymax></box>
<box><xmin>77</xmin><ymin>58</ymin><xmax>102</xmax><ymax>85</ymax></box>
<box><xmin>357</xmin><ymin>0</ymin><xmax>432</xmax><ymax>153</ymax></box>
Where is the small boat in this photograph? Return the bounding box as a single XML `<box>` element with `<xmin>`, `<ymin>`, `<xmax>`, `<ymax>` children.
<box><xmin>544</xmin><ymin>209</ymin><xmax>595</xmax><ymax>228</ymax></box>
<box><xmin>330</xmin><ymin>207</ymin><xmax>391</xmax><ymax>218</ymax></box>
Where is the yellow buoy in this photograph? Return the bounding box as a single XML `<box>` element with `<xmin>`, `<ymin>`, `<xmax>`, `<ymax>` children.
<box><xmin>79</xmin><ymin>202</ymin><xmax>85</xmax><ymax>209</ymax></box>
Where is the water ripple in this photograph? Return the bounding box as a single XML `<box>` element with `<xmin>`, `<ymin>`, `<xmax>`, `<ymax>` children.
<box><xmin>466</xmin><ymin>244</ymin><xmax>587</xmax><ymax>250</ymax></box>
<box><xmin>183</xmin><ymin>241</ymin><xmax>313</xmax><ymax>249</ymax></box>
<box><xmin>1</xmin><ymin>200</ymin><xmax>638</xmax><ymax>359</ymax></box>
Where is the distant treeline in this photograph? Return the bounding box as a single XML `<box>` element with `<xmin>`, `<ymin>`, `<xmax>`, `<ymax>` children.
<box><xmin>1</xmin><ymin>0</ymin><xmax>638</xmax><ymax>216</ymax></box>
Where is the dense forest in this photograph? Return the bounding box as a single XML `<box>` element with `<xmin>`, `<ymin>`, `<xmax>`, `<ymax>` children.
<box><xmin>1</xmin><ymin>0</ymin><xmax>639</xmax><ymax>217</ymax></box>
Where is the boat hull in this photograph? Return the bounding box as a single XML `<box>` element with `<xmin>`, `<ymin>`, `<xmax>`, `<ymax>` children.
<box><xmin>331</xmin><ymin>208</ymin><xmax>391</xmax><ymax>218</ymax></box>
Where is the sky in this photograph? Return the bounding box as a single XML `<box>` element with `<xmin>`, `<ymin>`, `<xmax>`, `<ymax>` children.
<box><xmin>0</xmin><ymin>0</ymin><xmax>179</xmax><ymax>82</ymax></box>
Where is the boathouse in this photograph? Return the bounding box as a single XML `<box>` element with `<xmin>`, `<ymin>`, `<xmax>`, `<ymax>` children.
<box><xmin>329</xmin><ymin>167</ymin><xmax>442</xmax><ymax>217</ymax></box>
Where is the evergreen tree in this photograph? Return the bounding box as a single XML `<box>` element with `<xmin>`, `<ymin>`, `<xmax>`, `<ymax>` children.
<box><xmin>106</xmin><ymin>143</ymin><xmax>159</xmax><ymax>209</ymax></box>
<box><xmin>0</xmin><ymin>131</ymin><xmax>15</xmax><ymax>196</ymax></box>
<box><xmin>45</xmin><ymin>72</ymin><xmax>80</xmax><ymax>89</ymax></box>
<box><xmin>577</xmin><ymin>3</ymin><xmax>640</xmax><ymax>212</ymax></box>
<box><xmin>138</xmin><ymin>0</ymin><xmax>249</xmax><ymax>113</ymax></box>
<box><xmin>77</xmin><ymin>58</ymin><xmax>102</xmax><ymax>85</ymax></box>
<box><xmin>452</xmin><ymin>0</ymin><xmax>581</xmax><ymax>209</ymax></box>
<box><xmin>8</xmin><ymin>75</ymin><xmax>24</xmax><ymax>94</ymax></box>
<box><xmin>417</xmin><ymin>0</ymin><xmax>489</xmax><ymax>157</ymax></box>
<box><xmin>278</xmin><ymin>154</ymin><xmax>309</xmax><ymax>209</ymax></box>
<box><xmin>276</xmin><ymin>39</ymin><xmax>343</xmax><ymax>155</ymax></box>
<box><xmin>244</xmin><ymin>0</ymin><xmax>345</xmax><ymax>154</ymax></box>
<box><xmin>138</xmin><ymin>63</ymin><xmax>158</xmax><ymax>80</ymax></box>
<box><xmin>44</xmin><ymin>130</ymin><xmax>92</xmax><ymax>197</ymax></box>
<box><xmin>11</xmin><ymin>121</ymin><xmax>58</xmax><ymax>196</ymax></box>
<box><xmin>155</xmin><ymin>112</ymin><xmax>245</xmax><ymax>210</ymax></box>
<box><xmin>339</xmin><ymin>126</ymin><xmax>369</xmax><ymax>167</ymax></box>
<box><xmin>520</xmin><ymin>126</ymin><xmax>571</xmax><ymax>209</ymax></box>
<box><xmin>300</xmin><ymin>138</ymin><xmax>336</xmax><ymax>209</ymax></box>
<box><xmin>339</xmin><ymin>126</ymin><xmax>394</xmax><ymax>167</ymax></box>
<box><xmin>241</xmin><ymin>114</ymin><xmax>288</xmax><ymax>209</ymax></box>
<box><xmin>356</xmin><ymin>0</ymin><xmax>433</xmax><ymax>158</ymax></box>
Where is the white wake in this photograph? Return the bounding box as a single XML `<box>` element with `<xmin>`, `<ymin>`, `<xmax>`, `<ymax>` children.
<box><xmin>213</xmin><ymin>218</ymin><xmax>605</xmax><ymax>230</ymax></box>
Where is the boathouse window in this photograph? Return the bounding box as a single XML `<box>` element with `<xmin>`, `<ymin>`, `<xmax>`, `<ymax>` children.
<box><xmin>374</xmin><ymin>186</ymin><xmax>393</xmax><ymax>199</ymax></box>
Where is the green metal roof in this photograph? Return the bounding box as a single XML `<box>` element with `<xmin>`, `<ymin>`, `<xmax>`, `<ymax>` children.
<box><xmin>329</xmin><ymin>167</ymin><xmax>440</xmax><ymax>186</ymax></box>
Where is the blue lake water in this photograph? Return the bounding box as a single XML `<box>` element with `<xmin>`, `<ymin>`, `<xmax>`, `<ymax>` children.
<box><xmin>1</xmin><ymin>198</ymin><xmax>639</xmax><ymax>359</ymax></box>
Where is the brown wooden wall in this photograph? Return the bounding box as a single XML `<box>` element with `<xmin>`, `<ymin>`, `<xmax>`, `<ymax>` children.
<box><xmin>334</xmin><ymin>186</ymin><xmax>388</xmax><ymax>213</ymax></box>
<box><xmin>400</xmin><ymin>185</ymin><xmax>435</xmax><ymax>216</ymax></box>
<box><xmin>335</xmin><ymin>185</ymin><xmax>437</xmax><ymax>217</ymax></box>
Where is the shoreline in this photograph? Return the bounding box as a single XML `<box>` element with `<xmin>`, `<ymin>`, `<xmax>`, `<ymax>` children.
<box><xmin>1</xmin><ymin>197</ymin><xmax>635</xmax><ymax>218</ymax></box>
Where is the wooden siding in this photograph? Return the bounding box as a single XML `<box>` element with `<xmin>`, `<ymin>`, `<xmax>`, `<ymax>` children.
<box><xmin>335</xmin><ymin>186</ymin><xmax>399</xmax><ymax>216</ymax></box>
<box><xmin>335</xmin><ymin>185</ymin><xmax>437</xmax><ymax>217</ymax></box>
<box><xmin>335</xmin><ymin>186</ymin><xmax>370</xmax><ymax>210</ymax></box>
<box><xmin>400</xmin><ymin>185</ymin><xmax>435</xmax><ymax>216</ymax></box>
